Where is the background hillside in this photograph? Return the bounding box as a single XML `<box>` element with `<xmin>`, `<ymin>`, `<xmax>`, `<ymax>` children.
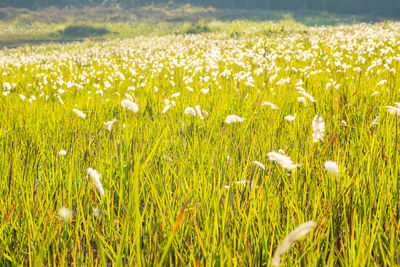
<box><xmin>1</xmin><ymin>0</ymin><xmax>399</xmax><ymax>18</ymax></box>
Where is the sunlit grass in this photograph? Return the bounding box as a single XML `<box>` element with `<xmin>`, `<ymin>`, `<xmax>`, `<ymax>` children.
<box><xmin>0</xmin><ymin>21</ymin><xmax>399</xmax><ymax>265</ymax></box>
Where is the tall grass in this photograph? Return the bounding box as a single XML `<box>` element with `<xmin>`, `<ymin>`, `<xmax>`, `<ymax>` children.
<box><xmin>0</xmin><ymin>22</ymin><xmax>399</xmax><ymax>265</ymax></box>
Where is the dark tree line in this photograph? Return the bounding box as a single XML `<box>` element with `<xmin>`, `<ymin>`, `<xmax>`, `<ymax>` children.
<box><xmin>1</xmin><ymin>0</ymin><xmax>399</xmax><ymax>17</ymax></box>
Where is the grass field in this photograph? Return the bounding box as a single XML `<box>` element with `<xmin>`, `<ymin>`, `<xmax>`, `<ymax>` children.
<box><xmin>0</xmin><ymin>8</ymin><xmax>400</xmax><ymax>266</ymax></box>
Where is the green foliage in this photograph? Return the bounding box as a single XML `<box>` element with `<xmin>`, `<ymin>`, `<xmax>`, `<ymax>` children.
<box><xmin>0</xmin><ymin>9</ymin><xmax>10</xmax><ymax>19</ymax></box>
<box><xmin>184</xmin><ymin>22</ymin><xmax>210</xmax><ymax>34</ymax></box>
<box><xmin>60</xmin><ymin>24</ymin><xmax>110</xmax><ymax>38</ymax></box>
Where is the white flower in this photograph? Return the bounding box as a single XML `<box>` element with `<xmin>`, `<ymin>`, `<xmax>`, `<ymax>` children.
<box><xmin>116</xmin><ymin>71</ymin><xmax>125</xmax><ymax>81</ymax></box>
<box><xmin>252</xmin><ymin>161</ymin><xmax>266</xmax><ymax>170</ymax></box>
<box><xmin>297</xmin><ymin>87</ymin><xmax>316</xmax><ymax>102</ymax></box>
<box><xmin>267</xmin><ymin>151</ymin><xmax>300</xmax><ymax>171</ymax></box>
<box><xmin>225</xmin><ymin>115</ymin><xmax>244</xmax><ymax>124</ymax></box>
<box><xmin>271</xmin><ymin>221</ymin><xmax>315</xmax><ymax>267</ymax></box>
<box><xmin>59</xmin><ymin>150</ymin><xmax>67</xmax><ymax>156</ymax></box>
<box><xmin>72</xmin><ymin>108</ymin><xmax>86</xmax><ymax>118</ymax></box>
<box><xmin>124</xmin><ymin>93</ymin><xmax>133</xmax><ymax>100</ymax></box>
<box><xmin>171</xmin><ymin>92</ymin><xmax>180</xmax><ymax>98</ymax></box>
<box><xmin>104</xmin><ymin>81</ymin><xmax>112</xmax><ymax>88</ymax></box>
<box><xmin>121</xmin><ymin>99</ymin><xmax>139</xmax><ymax>113</ymax></box>
<box><xmin>195</xmin><ymin>105</ymin><xmax>204</xmax><ymax>119</ymax></box>
<box><xmin>284</xmin><ymin>113</ymin><xmax>296</xmax><ymax>122</ymax></box>
<box><xmin>57</xmin><ymin>95</ymin><xmax>64</xmax><ymax>105</ymax></box>
<box><xmin>87</xmin><ymin>168</ymin><xmax>105</xmax><ymax>196</ymax></box>
<box><xmin>371</xmin><ymin>91</ymin><xmax>379</xmax><ymax>96</ymax></box>
<box><xmin>201</xmin><ymin>88</ymin><xmax>209</xmax><ymax>94</ymax></box>
<box><xmin>312</xmin><ymin>114</ymin><xmax>325</xmax><ymax>143</ymax></box>
<box><xmin>184</xmin><ymin>107</ymin><xmax>196</xmax><ymax>116</ymax></box>
<box><xmin>324</xmin><ymin>161</ymin><xmax>339</xmax><ymax>175</ymax></box>
<box><xmin>3</xmin><ymin>82</ymin><xmax>11</xmax><ymax>91</ymax></box>
<box><xmin>93</xmin><ymin>207</ymin><xmax>102</xmax><ymax>219</ymax></box>
<box><xmin>163</xmin><ymin>105</ymin><xmax>172</xmax><ymax>113</ymax></box>
<box><xmin>377</xmin><ymin>80</ymin><xmax>387</xmax><ymax>86</ymax></box>
<box><xmin>234</xmin><ymin>180</ymin><xmax>258</xmax><ymax>188</ymax></box>
<box><xmin>386</xmin><ymin>106</ymin><xmax>400</xmax><ymax>116</ymax></box>
<box><xmin>104</xmin><ymin>118</ymin><xmax>117</xmax><ymax>131</ymax></box>
<box><xmin>261</xmin><ymin>101</ymin><xmax>279</xmax><ymax>110</ymax></box>
<box><xmin>297</xmin><ymin>97</ymin><xmax>306</xmax><ymax>105</ymax></box>
<box><xmin>162</xmin><ymin>99</ymin><xmax>175</xmax><ymax>113</ymax></box>
<box><xmin>58</xmin><ymin>207</ymin><xmax>72</xmax><ymax>222</ymax></box>
<box><xmin>370</xmin><ymin>116</ymin><xmax>379</xmax><ymax>126</ymax></box>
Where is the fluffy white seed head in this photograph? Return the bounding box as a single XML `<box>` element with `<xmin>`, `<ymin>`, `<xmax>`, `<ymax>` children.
<box><xmin>225</xmin><ymin>115</ymin><xmax>244</xmax><ymax>124</ymax></box>
<box><xmin>58</xmin><ymin>207</ymin><xmax>72</xmax><ymax>222</ymax></box>
<box><xmin>386</xmin><ymin>106</ymin><xmax>400</xmax><ymax>116</ymax></box>
<box><xmin>284</xmin><ymin>113</ymin><xmax>296</xmax><ymax>122</ymax></box>
<box><xmin>72</xmin><ymin>108</ymin><xmax>86</xmax><ymax>118</ymax></box>
<box><xmin>261</xmin><ymin>101</ymin><xmax>279</xmax><ymax>110</ymax></box>
<box><xmin>312</xmin><ymin>114</ymin><xmax>325</xmax><ymax>143</ymax></box>
<box><xmin>58</xmin><ymin>95</ymin><xmax>64</xmax><ymax>105</ymax></box>
<box><xmin>297</xmin><ymin>88</ymin><xmax>316</xmax><ymax>102</ymax></box>
<box><xmin>104</xmin><ymin>118</ymin><xmax>118</xmax><ymax>131</ymax></box>
<box><xmin>377</xmin><ymin>79</ymin><xmax>387</xmax><ymax>86</ymax></box>
<box><xmin>171</xmin><ymin>92</ymin><xmax>180</xmax><ymax>98</ymax></box>
<box><xmin>3</xmin><ymin>82</ymin><xmax>11</xmax><ymax>91</ymax></box>
<box><xmin>121</xmin><ymin>99</ymin><xmax>139</xmax><ymax>113</ymax></box>
<box><xmin>195</xmin><ymin>105</ymin><xmax>204</xmax><ymax>119</ymax></box>
<box><xmin>201</xmin><ymin>88</ymin><xmax>209</xmax><ymax>94</ymax></box>
<box><xmin>93</xmin><ymin>207</ymin><xmax>102</xmax><ymax>219</ymax></box>
<box><xmin>184</xmin><ymin>107</ymin><xmax>196</xmax><ymax>116</ymax></box>
<box><xmin>234</xmin><ymin>180</ymin><xmax>258</xmax><ymax>188</ymax></box>
<box><xmin>58</xmin><ymin>149</ymin><xmax>67</xmax><ymax>156</ymax></box>
<box><xmin>162</xmin><ymin>105</ymin><xmax>172</xmax><ymax>113</ymax></box>
<box><xmin>252</xmin><ymin>161</ymin><xmax>266</xmax><ymax>170</ymax></box>
<box><xmin>370</xmin><ymin>116</ymin><xmax>379</xmax><ymax>126</ymax></box>
<box><xmin>324</xmin><ymin>161</ymin><xmax>339</xmax><ymax>175</ymax></box>
<box><xmin>271</xmin><ymin>221</ymin><xmax>316</xmax><ymax>267</ymax></box>
<box><xmin>267</xmin><ymin>151</ymin><xmax>300</xmax><ymax>171</ymax></box>
<box><xmin>87</xmin><ymin>168</ymin><xmax>105</xmax><ymax>196</ymax></box>
<box><xmin>297</xmin><ymin>97</ymin><xmax>306</xmax><ymax>105</ymax></box>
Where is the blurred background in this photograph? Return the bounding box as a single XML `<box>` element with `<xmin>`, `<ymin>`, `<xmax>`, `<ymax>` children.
<box><xmin>1</xmin><ymin>0</ymin><xmax>399</xmax><ymax>17</ymax></box>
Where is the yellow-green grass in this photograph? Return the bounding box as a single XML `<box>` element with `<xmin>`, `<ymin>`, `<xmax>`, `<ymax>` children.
<box><xmin>0</xmin><ymin>22</ymin><xmax>399</xmax><ymax>265</ymax></box>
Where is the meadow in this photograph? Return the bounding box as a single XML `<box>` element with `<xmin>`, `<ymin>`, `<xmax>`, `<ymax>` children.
<box><xmin>0</xmin><ymin>15</ymin><xmax>400</xmax><ymax>266</ymax></box>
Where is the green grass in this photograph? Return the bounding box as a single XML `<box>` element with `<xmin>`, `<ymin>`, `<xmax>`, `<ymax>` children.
<box><xmin>0</xmin><ymin>17</ymin><xmax>400</xmax><ymax>266</ymax></box>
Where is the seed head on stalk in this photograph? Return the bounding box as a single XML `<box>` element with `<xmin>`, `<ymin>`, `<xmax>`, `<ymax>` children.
<box><xmin>271</xmin><ymin>221</ymin><xmax>316</xmax><ymax>267</ymax></box>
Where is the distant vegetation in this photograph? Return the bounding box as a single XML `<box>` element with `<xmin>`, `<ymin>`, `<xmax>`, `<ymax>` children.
<box><xmin>0</xmin><ymin>5</ymin><xmax>394</xmax><ymax>48</ymax></box>
<box><xmin>1</xmin><ymin>0</ymin><xmax>399</xmax><ymax>18</ymax></box>
<box><xmin>184</xmin><ymin>23</ymin><xmax>211</xmax><ymax>34</ymax></box>
<box><xmin>60</xmin><ymin>25</ymin><xmax>110</xmax><ymax>38</ymax></box>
